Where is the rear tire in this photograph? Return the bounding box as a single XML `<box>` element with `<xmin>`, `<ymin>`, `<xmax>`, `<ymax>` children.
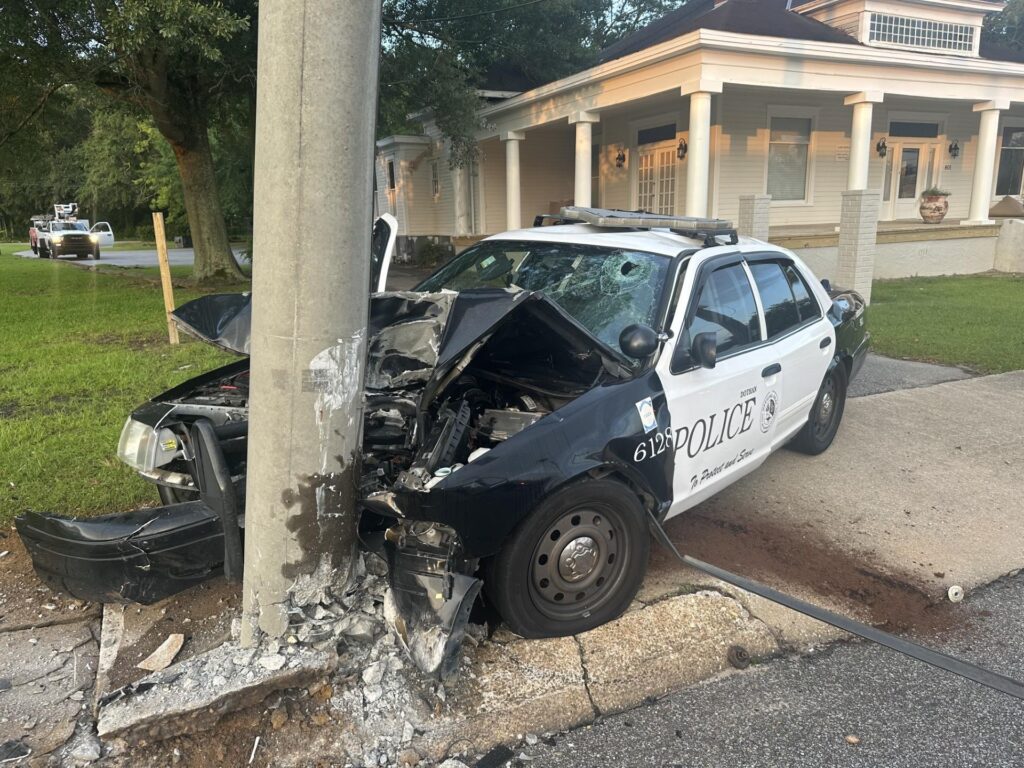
<box><xmin>790</xmin><ymin>362</ymin><xmax>848</xmax><ymax>455</ymax></box>
<box><xmin>485</xmin><ymin>478</ymin><xmax>649</xmax><ymax>638</ymax></box>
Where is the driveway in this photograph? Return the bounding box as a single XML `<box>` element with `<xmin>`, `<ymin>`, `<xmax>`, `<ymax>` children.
<box><xmin>638</xmin><ymin>367</ymin><xmax>1024</xmax><ymax>650</ymax></box>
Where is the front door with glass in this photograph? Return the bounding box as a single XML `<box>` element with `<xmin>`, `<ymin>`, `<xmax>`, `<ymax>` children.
<box><xmin>883</xmin><ymin>143</ymin><xmax>939</xmax><ymax>219</ymax></box>
<box><xmin>635</xmin><ymin>143</ymin><xmax>678</xmax><ymax>215</ymax></box>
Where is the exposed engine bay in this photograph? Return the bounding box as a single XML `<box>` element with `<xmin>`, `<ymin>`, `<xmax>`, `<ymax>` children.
<box><xmin>360</xmin><ymin>291</ymin><xmax>619</xmax><ymax>497</ymax></box>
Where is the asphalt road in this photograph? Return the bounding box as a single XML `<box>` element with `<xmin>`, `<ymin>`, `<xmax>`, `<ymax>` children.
<box><xmin>15</xmin><ymin>248</ymin><xmax>243</xmax><ymax>267</ymax></box>
<box><xmin>513</xmin><ymin>572</ymin><xmax>1024</xmax><ymax>768</ymax></box>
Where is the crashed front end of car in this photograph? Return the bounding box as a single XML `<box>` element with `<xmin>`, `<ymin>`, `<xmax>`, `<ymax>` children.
<box><xmin>16</xmin><ymin>287</ymin><xmax>662</xmax><ymax>678</ymax></box>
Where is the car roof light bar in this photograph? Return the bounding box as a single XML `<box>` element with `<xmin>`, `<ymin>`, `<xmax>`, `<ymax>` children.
<box><xmin>535</xmin><ymin>207</ymin><xmax>739</xmax><ymax>248</ymax></box>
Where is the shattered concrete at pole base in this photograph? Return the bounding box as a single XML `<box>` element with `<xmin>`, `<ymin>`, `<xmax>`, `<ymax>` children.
<box><xmin>96</xmin><ymin>642</ymin><xmax>338</xmax><ymax>746</ymax></box>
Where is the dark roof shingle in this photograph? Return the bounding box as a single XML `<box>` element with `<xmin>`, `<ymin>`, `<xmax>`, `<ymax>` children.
<box><xmin>599</xmin><ymin>0</ymin><xmax>861</xmax><ymax>63</ymax></box>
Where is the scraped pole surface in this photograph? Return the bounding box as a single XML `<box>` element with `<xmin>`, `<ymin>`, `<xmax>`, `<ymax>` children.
<box><xmin>152</xmin><ymin>212</ymin><xmax>179</xmax><ymax>345</ymax></box>
<box><xmin>242</xmin><ymin>0</ymin><xmax>382</xmax><ymax>644</ymax></box>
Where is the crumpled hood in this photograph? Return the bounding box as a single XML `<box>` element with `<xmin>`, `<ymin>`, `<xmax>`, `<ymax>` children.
<box><xmin>172</xmin><ymin>289</ymin><xmax>629</xmax><ymax>382</ymax></box>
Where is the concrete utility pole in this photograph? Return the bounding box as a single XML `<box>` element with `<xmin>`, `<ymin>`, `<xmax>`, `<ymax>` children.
<box><xmin>242</xmin><ymin>1</ymin><xmax>383</xmax><ymax>644</ymax></box>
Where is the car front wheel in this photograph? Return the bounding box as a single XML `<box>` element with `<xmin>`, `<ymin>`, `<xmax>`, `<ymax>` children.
<box><xmin>485</xmin><ymin>478</ymin><xmax>650</xmax><ymax>638</ymax></box>
<box><xmin>791</xmin><ymin>362</ymin><xmax>848</xmax><ymax>455</ymax></box>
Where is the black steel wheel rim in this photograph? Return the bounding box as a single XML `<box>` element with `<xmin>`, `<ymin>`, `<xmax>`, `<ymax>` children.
<box><xmin>813</xmin><ymin>372</ymin><xmax>839</xmax><ymax>440</ymax></box>
<box><xmin>528</xmin><ymin>503</ymin><xmax>629</xmax><ymax>621</ymax></box>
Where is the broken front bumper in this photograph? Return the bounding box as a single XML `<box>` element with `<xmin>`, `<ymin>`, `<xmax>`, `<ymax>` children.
<box><xmin>15</xmin><ymin>419</ymin><xmax>243</xmax><ymax>605</ymax></box>
<box><xmin>16</xmin><ymin>502</ymin><xmax>226</xmax><ymax>604</ymax></box>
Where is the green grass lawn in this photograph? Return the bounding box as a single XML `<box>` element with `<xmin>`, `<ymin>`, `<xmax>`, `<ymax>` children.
<box><xmin>869</xmin><ymin>273</ymin><xmax>1024</xmax><ymax>374</ymax></box>
<box><xmin>0</xmin><ymin>243</ymin><xmax>236</xmax><ymax>524</ymax></box>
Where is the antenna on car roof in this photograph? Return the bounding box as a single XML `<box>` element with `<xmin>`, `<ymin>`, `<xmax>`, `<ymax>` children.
<box><xmin>543</xmin><ymin>206</ymin><xmax>739</xmax><ymax>248</ymax></box>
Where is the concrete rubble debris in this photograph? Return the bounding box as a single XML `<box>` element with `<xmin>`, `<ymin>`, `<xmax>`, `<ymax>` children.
<box><xmin>97</xmin><ymin>643</ymin><xmax>338</xmax><ymax>745</ymax></box>
<box><xmin>68</xmin><ymin>734</ymin><xmax>102</xmax><ymax>763</ymax></box>
<box><xmin>258</xmin><ymin>654</ymin><xmax>286</xmax><ymax>671</ymax></box>
<box><xmin>137</xmin><ymin>633</ymin><xmax>185</xmax><ymax>672</ymax></box>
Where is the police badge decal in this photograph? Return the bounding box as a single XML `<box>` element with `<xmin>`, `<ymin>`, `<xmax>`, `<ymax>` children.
<box><xmin>760</xmin><ymin>391</ymin><xmax>779</xmax><ymax>432</ymax></box>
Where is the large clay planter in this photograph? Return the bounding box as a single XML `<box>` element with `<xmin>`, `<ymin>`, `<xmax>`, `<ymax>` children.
<box><xmin>919</xmin><ymin>194</ymin><xmax>950</xmax><ymax>224</ymax></box>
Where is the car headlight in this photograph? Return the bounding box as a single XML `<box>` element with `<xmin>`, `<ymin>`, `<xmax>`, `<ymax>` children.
<box><xmin>89</xmin><ymin>234</ymin><xmax>99</xmax><ymax>243</ymax></box>
<box><xmin>52</xmin><ymin>236</ymin><xmax>63</xmax><ymax>244</ymax></box>
<box><xmin>117</xmin><ymin>419</ymin><xmax>180</xmax><ymax>472</ymax></box>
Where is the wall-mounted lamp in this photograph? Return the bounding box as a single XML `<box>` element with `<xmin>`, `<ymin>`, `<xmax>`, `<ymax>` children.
<box><xmin>677</xmin><ymin>139</ymin><xmax>688</xmax><ymax>160</ymax></box>
<box><xmin>876</xmin><ymin>137</ymin><xmax>888</xmax><ymax>158</ymax></box>
<box><xmin>615</xmin><ymin>149</ymin><xmax>626</xmax><ymax>168</ymax></box>
<box><xmin>948</xmin><ymin>140</ymin><xmax>960</xmax><ymax>159</ymax></box>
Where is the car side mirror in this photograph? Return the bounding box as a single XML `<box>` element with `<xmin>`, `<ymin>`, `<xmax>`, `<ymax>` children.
<box><xmin>691</xmin><ymin>331</ymin><xmax>717</xmax><ymax>369</ymax></box>
<box><xmin>619</xmin><ymin>324</ymin><xmax>659</xmax><ymax>359</ymax></box>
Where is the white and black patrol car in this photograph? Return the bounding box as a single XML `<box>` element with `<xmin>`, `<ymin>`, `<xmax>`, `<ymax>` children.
<box><xmin>17</xmin><ymin>209</ymin><xmax>867</xmax><ymax>670</ymax></box>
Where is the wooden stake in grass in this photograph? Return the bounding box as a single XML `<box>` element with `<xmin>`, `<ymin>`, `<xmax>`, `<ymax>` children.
<box><xmin>152</xmin><ymin>211</ymin><xmax>179</xmax><ymax>345</ymax></box>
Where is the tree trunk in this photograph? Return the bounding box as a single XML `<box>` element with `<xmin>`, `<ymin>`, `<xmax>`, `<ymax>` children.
<box><xmin>169</xmin><ymin>125</ymin><xmax>245</xmax><ymax>284</ymax></box>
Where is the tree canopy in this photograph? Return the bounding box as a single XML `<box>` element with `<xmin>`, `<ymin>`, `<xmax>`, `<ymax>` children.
<box><xmin>0</xmin><ymin>0</ymin><xmax>254</xmax><ymax>281</ymax></box>
<box><xmin>380</xmin><ymin>0</ymin><xmax>678</xmax><ymax>164</ymax></box>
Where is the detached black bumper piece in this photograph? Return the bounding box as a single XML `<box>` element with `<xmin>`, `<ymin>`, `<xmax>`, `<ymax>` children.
<box><xmin>15</xmin><ymin>502</ymin><xmax>226</xmax><ymax>605</ymax></box>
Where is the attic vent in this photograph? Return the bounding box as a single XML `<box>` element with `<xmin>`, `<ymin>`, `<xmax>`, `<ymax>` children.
<box><xmin>868</xmin><ymin>13</ymin><xmax>974</xmax><ymax>53</ymax></box>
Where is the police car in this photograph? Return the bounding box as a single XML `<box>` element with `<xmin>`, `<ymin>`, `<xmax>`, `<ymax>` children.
<box><xmin>18</xmin><ymin>208</ymin><xmax>868</xmax><ymax>659</ymax></box>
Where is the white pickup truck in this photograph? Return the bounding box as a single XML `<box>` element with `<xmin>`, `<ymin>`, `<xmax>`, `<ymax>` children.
<box><xmin>36</xmin><ymin>203</ymin><xmax>114</xmax><ymax>259</ymax></box>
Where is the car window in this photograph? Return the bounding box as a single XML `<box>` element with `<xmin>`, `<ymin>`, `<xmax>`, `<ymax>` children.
<box><xmin>675</xmin><ymin>263</ymin><xmax>761</xmax><ymax>370</ymax></box>
<box><xmin>784</xmin><ymin>264</ymin><xmax>821</xmax><ymax>322</ymax></box>
<box><xmin>749</xmin><ymin>262</ymin><xmax>801</xmax><ymax>339</ymax></box>
<box><xmin>416</xmin><ymin>240</ymin><xmax>672</xmax><ymax>353</ymax></box>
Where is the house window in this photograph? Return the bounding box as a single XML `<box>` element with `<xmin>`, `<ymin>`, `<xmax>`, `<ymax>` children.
<box><xmin>868</xmin><ymin>13</ymin><xmax>974</xmax><ymax>53</ymax></box>
<box><xmin>767</xmin><ymin>116</ymin><xmax>812</xmax><ymax>202</ymax></box>
<box><xmin>996</xmin><ymin>127</ymin><xmax>1024</xmax><ymax>196</ymax></box>
<box><xmin>890</xmin><ymin>122</ymin><xmax>939</xmax><ymax>139</ymax></box>
<box><xmin>430</xmin><ymin>160</ymin><xmax>440</xmax><ymax>198</ymax></box>
<box><xmin>637</xmin><ymin>123</ymin><xmax>676</xmax><ymax>146</ymax></box>
<box><xmin>386</xmin><ymin>159</ymin><xmax>396</xmax><ymax>190</ymax></box>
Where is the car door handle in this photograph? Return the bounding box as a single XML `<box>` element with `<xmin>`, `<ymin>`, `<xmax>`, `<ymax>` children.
<box><xmin>761</xmin><ymin>363</ymin><xmax>781</xmax><ymax>377</ymax></box>
<box><xmin>820</xmin><ymin>337</ymin><xmax>832</xmax><ymax>349</ymax></box>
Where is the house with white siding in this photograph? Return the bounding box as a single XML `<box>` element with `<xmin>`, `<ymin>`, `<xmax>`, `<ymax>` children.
<box><xmin>375</xmin><ymin>0</ymin><xmax>1024</xmax><ymax>282</ymax></box>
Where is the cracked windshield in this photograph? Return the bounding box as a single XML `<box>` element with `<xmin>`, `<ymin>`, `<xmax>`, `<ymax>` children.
<box><xmin>417</xmin><ymin>240</ymin><xmax>671</xmax><ymax>349</ymax></box>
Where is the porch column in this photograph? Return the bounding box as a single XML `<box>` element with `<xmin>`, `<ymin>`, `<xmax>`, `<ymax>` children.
<box><xmin>844</xmin><ymin>91</ymin><xmax>884</xmax><ymax>191</ymax></box>
<box><xmin>501</xmin><ymin>130</ymin><xmax>525</xmax><ymax>230</ymax></box>
<box><xmin>681</xmin><ymin>80</ymin><xmax>721</xmax><ymax>218</ymax></box>
<box><xmin>569</xmin><ymin>111</ymin><xmax>600</xmax><ymax>207</ymax></box>
<box><xmin>965</xmin><ymin>99</ymin><xmax>1008</xmax><ymax>225</ymax></box>
<box><xmin>452</xmin><ymin>163</ymin><xmax>470</xmax><ymax>236</ymax></box>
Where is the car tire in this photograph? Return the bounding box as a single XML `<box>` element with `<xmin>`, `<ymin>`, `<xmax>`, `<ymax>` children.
<box><xmin>485</xmin><ymin>478</ymin><xmax>650</xmax><ymax>638</ymax></box>
<box><xmin>790</xmin><ymin>362</ymin><xmax>848</xmax><ymax>455</ymax></box>
<box><xmin>91</xmin><ymin>248</ymin><xmax>101</xmax><ymax>260</ymax></box>
<box><xmin>39</xmin><ymin>244</ymin><xmax>49</xmax><ymax>259</ymax></box>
